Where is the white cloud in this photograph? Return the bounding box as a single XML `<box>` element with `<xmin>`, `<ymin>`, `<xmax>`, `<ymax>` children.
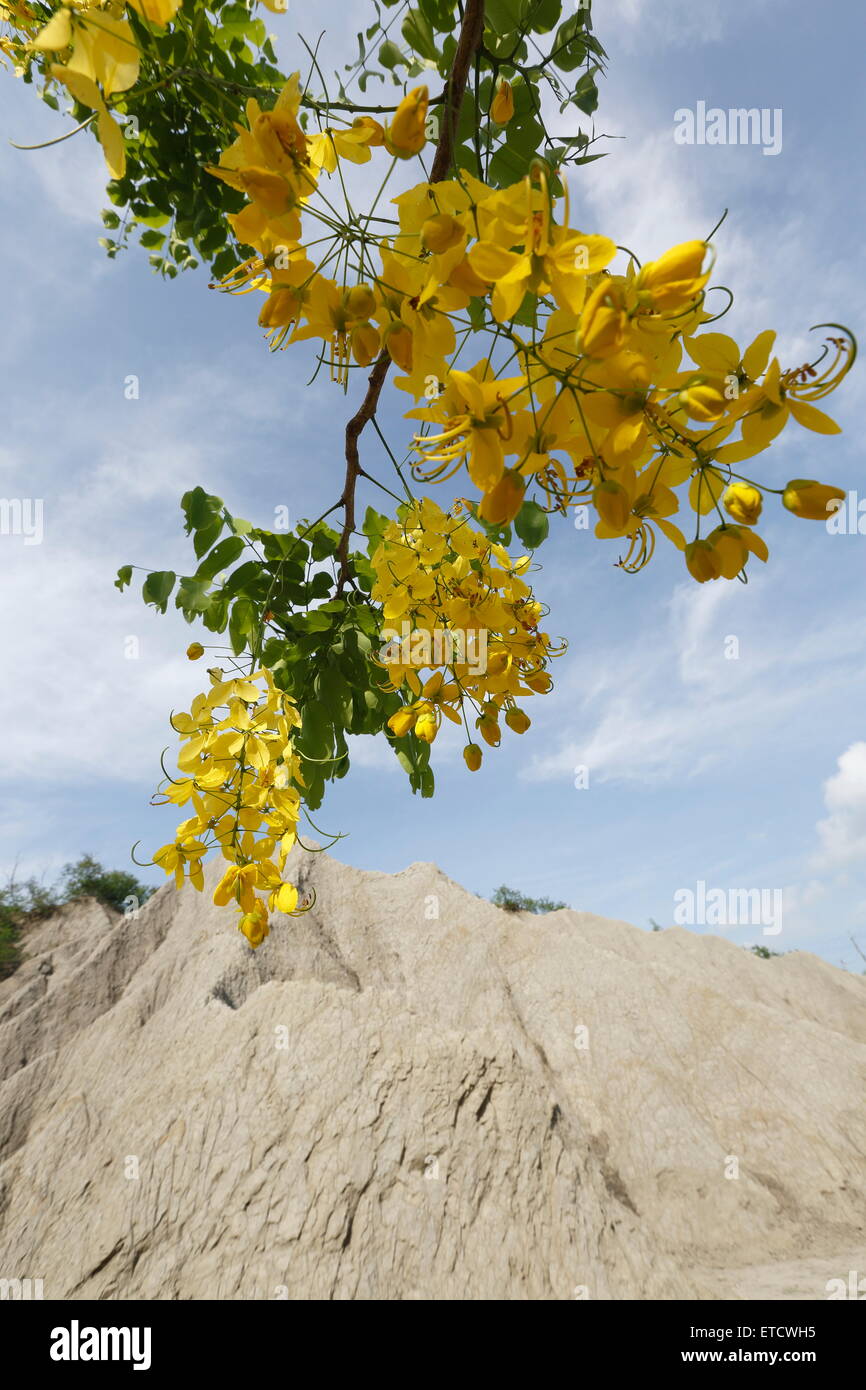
<box><xmin>813</xmin><ymin>743</ymin><xmax>866</xmax><ymax>870</ymax></box>
<box><xmin>524</xmin><ymin>573</ymin><xmax>866</xmax><ymax>788</ymax></box>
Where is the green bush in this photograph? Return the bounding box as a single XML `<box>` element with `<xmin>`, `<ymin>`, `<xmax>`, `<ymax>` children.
<box><xmin>58</xmin><ymin>854</ymin><xmax>153</xmax><ymax>914</ymax></box>
<box><xmin>0</xmin><ymin>855</ymin><xmax>154</xmax><ymax>982</ymax></box>
<box><xmin>491</xmin><ymin>885</ymin><xmax>569</xmax><ymax>914</ymax></box>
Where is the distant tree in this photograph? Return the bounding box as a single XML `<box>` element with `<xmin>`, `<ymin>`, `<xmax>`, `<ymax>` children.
<box><xmin>0</xmin><ymin>873</ymin><xmax>60</xmax><ymax>981</ymax></box>
<box><xmin>0</xmin><ymin>855</ymin><xmax>154</xmax><ymax>982</ymax></box>
<box><xmin>749</xmin><ymin>945</ymin><xmax>784</xmax><ymax>959</ymax></box>
<box><xmin>59</xmin><ymin>854</ymin><xmax>154</xmax><ymax>913</ymax></box>
<box><xmin>492</xmin><ymin>885</ymin><xmax>568</xmax><ymax>914</ymax></box>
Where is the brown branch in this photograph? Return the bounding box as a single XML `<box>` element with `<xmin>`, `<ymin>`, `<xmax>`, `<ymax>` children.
<box><xmin>336</xmin><ymin>0</ymin><xmax>486</xmax><ymax>590</ymax></box>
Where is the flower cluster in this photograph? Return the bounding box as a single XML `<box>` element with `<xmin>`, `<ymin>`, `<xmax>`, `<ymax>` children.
<box><xmin>371</xmin><ymin>497</ymin><xmax>563</xmax><ymax>768</ymax></box>
<box><xmin>152</xmin><ymin>664</ymin><xmax>307</xmax><ymax>949</ymax></box>
<box><xmin>209</xmin><ymin>76</ymin><xmax>854</xmax><ymax>585</ymax></box>
<box><xmin>15</xmin><ymin>0</ymin><xmax>280</xmax><ymax>174</ymax></box>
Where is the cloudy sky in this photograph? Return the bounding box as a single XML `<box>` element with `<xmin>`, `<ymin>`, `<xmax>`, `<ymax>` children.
<box><xmin>2</xmin><ymin>0</ymin><xmax>865</xmax><ymax>968</ymax></box>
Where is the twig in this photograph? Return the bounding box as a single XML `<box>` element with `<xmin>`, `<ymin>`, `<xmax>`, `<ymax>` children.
<box><xmin>335</xmin><ymin>0</ymin><xmax>486</xmax><ymax>590</ymax></box>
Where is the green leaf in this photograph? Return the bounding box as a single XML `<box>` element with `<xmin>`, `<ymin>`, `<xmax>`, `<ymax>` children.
<box><xmin>193</xmin><ymin>517</ymin><xmax>224</xmax><ymax>560</ymax></box>
<box><xmin>228</xmin><ymin>597</ymin><xmax>257</xmax><ymax>655</ymax></box>
<box><xmin>514</xmin><ymin>499</ymin><xmax>549</xmax><ymax>549</ymax></box>
<box><xmin>221</xmin><ymin>560</ymin><xmax>263</xmax><ymax>598</ymax></box>
<box><xmin>550</xmin><ymin>14</ymin><xmax>587</xmax><ymax>71</ymax></box>
<box><xmin>142</xmin><ymin>570</ymin><xmax>176</xmax><ymax>613</ymax></box>
<box><xmin>182</xmin><ymin>486</ymin><xmax>223</xmax><ymax>534</ymax></box>
<box><xmin>574</xmin><ymin>67</ymin><xmax>599</xmax><ymax>116</ymax></box>
<box><xmin>378</xmin><ymin>39</ymin><xmax>405</xmax><ymax>69</ymax></box>
<box><xmin>175</xmin><ymin>575</ymin><xmax>212</xmax><ymax>619</ymax></box>
<box><xmin>115</xmin><ymin>564</ymin><xmax>133</xmax><ymax>591</ymax></box>
<box><xmin>195</xmin><ymin>535</ymin><xmax>245</xmax><ymax>581</ymax></box>
<box><xmin>402</xmin><ymin>8</ymin><xmax>438</xmax><ymax>62</ymax></box>
<box><xmin>520</xmin><ymin>0</ymin><xmax>562</xmax><ymax>33</ymax></box>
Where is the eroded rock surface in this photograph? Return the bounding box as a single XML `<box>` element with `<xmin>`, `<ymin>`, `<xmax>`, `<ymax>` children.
<box><xmin>1</xmin><ymin>852</ymin><xmax>863</xmax><ymax>1300</ymax></box>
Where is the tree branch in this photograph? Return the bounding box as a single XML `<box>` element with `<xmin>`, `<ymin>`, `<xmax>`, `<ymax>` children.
<box><xmin>336</xmin><ymin>0</ymin><xmax>486</xmax><ymax>590</ymax></box>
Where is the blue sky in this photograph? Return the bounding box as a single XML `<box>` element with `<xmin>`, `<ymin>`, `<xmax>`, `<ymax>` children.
<box><xmin>2</xmin><ymin>0</ymin><xmax>865</xmax><ymax>968</ymax></box>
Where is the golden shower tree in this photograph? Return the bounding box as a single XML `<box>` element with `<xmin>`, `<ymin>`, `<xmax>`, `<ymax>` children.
<box><xmin>3</xmin><ymin>0</ymin><xmax>855</xmax><ymax>945</ymax></box>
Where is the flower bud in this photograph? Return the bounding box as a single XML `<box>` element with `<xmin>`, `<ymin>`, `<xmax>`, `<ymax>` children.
<box><xmin>782</xmin><ymin>479</ymin><xmax>846</xmax><ymax>521</ymax></box>
<box><xmin>708</xmin><ymin>525</ymin><xmax>748</xmax><ymax>580</ymax></box>
<box><xmin>490</xmin><ymin>79</ymin><xmax>515</xmax><ymax>125</ymax></box>
<box><xmin>463</xmin><ymin>743</ymin><xmax>483</xmax><ymax>771</ymax></box>
<box><xmin>637</xmin><ymin>240</ymin><xmax>709</xmax><ymax>311</ymax></box>
<box><xmin>344</xmin><ymin>283</ymin><xmax>377</xmax><ymax>320</ymax></box>
<box><xmin>384</xmin><ymin>86</ymin><xmax>428</xmax><ymax>158</ymax></box>
<box><xmin>505</xmin><ymin>707</ymin><xmax>531</xmax><ymax>734</ymax></box>
<box><xmin>414</xmin><ymin>709</ymin><xmax>439</xmax><ymax>743</ymax></box>
<box><xmin>239</xmin><ymin>901</ymin><xmax>269</xmax><ymax>949</ymax></box>
<box><xmin>478</xmin><ymin>715</ymin><xmax>501</xmax><ymax>747</ymax></box>
<box><xmin>723</xmin><ymin>482</ymin><xmax>763</xmax><ymax>525</ymax></box>
<box><xmin>388</xmin><ymin>707</ymin><xmax>415</xmax><ymax>738</ymax></box>
<box><xmin>685</xmin><ymin>538</ymin><xmax>723</xmax><ymax>583</ymax></box>
<box><xmin>186</xmin><ymin>642</ymin><xmax>205</xmax><ymax>660</ymax></box>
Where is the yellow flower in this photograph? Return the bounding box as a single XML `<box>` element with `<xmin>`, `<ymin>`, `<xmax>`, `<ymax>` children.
<box><xmin>308</xmin><ymin>120</ymin><xmax>381</xmax><ymax>173</ymax></box>
<box><xmin>388</xmin><ymin>707</ymin><xmax>415</xmax><ymax>738</ymax></box>
<box><xmin>505</xmin><ymin>707</ymin><xmax>530</xmax><ymax>734</ymax></box>
<box><xmin>782</xmin><ymin>479</ymin><xmax>846</xmax><ymax>521</ymax></box>
<box><xmin>579</xmin><ymin>278</ymin><xmax>629</xmax><ymax>358</ymax></box>
<box><xmin>127</xmin><ymin>0</ymin><xmax>182</xmax><ymax>24</ymax></box>
<box><xmin>479</xmin><ymin>470</ymin><xmax>526</xmax><ymax>524</ymax></box>
<box><xmin>153</xmin><ymin>839</ymin><xmax>206</xmax><ymax>892</ymax></box>
<box><xmin>239</xmin><ymin>899</ymin><xmax>269</xmax><ymax>950</ymax></box>
<box><xmin>384</xmin><ymin>86</ymin><xmax>428</xmax><ymax>158</ymax></box>
<box><xmin>29</xmin><ymin>5</ymin><xmax>140</xmax><ymax>176</ymax></box>
<box><xmin>685</xmin><ymin>539</ymin><xmax>722</xmax><ymax>583</ymax></box>
<box><xmin>593</xmin><ymin>479</ymin><xmax>631</xmax><ymax>532</ymax></box>
<box><xmin>678</xmin><ymin>382</ymin><xmax>728</xmax><ymax>421</ymax></box>
<box><xmin>723</xmin><ymin>483</ymin><xmax>762</xmax><ymax>525</ymax></box>
<box><xmin>411</xmin><ymin>365</ymin><xmax>526</xmax><ymax>493</ymax></box>
<box><xmin>421</xmin><ymin>213</ymin><xmax>465</xmax><ymax>255</ymax></box>
<box><xmin>186</xmin><ymin>642</ymin><xmax>205</xmax><ymax>660</ymax></box>
<box><xmin>214</xmin><ymin>863</ymin><xmax>259</xmax><ymax>913</ymax></box>
<box><xmin>636</xmin><ymin>241</ymin><xmax>710</xmax><ymax>311</ymax></box>
<box><xmin>463</xmin><ymin>744</ymin><xmax>483</xmax><ymax>771</ymax></box>
<box><xmin>478</xmin><ymin>715</ymin><xmax>501</xmax><ymax>747</ymax></box>
<box><xmin>490</xmin><ymin>79</ymin><xmax>514</xmax><ymax>124</ymax></box>
<box><xmin>269</xmin><ymin>881</ymin><xmax>299</xmax><ymax>914</ymax></box>
<box><xmin>470</xmin><ymin>179</ymin><xmax>615</xmax><ymax>322</ymax></box>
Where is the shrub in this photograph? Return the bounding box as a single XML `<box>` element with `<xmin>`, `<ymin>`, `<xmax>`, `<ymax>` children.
<box><xmin>491</xmin><ymin>885</ymin><xmax>569</xmax><ymax>914</ymax></box>
<box><xmin>0</xmin><ymin>856</ymin><xmax>154</xmax><ymax>982</ymax></box>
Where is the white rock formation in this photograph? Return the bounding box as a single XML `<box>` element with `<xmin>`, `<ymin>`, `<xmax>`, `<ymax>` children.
<box><xmin>0</xmin><ymin>852</ymin><xmax>864</xmax><ymax>1300</ymax></box>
